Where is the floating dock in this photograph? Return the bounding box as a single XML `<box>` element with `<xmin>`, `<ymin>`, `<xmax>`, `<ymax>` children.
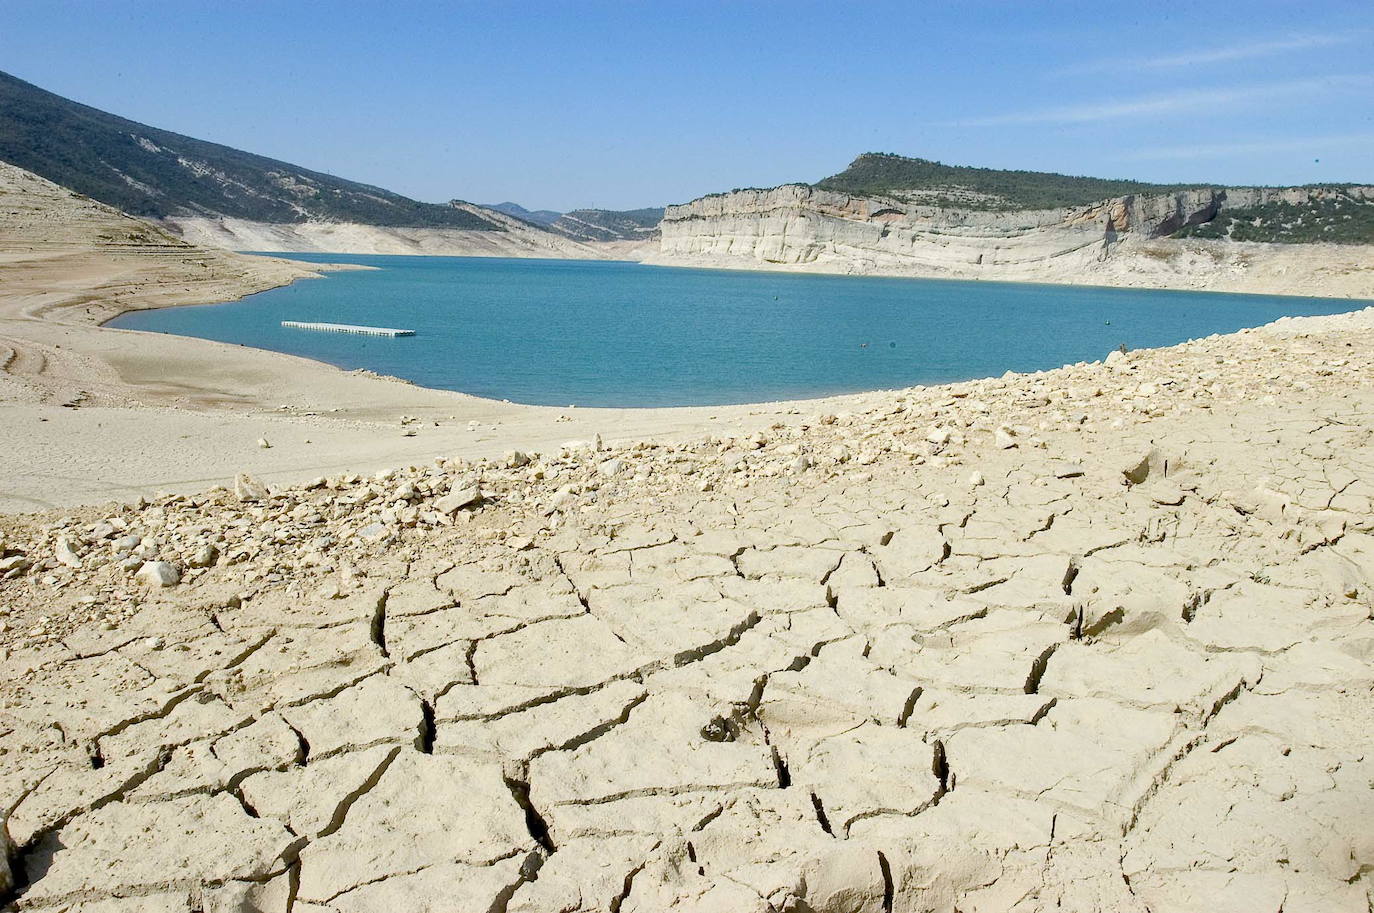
<box><xmin>281</xmin><ymin>321</ymin><xmax>414</xmax><ymax>337</ymax></box>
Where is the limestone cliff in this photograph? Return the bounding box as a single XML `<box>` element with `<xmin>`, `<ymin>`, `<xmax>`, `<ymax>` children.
<box><xmin>649</xmin><ymin>183</ymin><xmax>1374</xmax><ymax>297</ymax></box>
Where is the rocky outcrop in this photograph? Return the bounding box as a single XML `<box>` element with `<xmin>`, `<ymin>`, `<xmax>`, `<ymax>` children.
<box><xmin>657</xmin><ymin>184</ymin><xmax>1219</xmax><ymax>270</ymax></box>
<box><xmin>651</xmin><ymin>183</ymin><xmax>1374</xmax><ymax>294</ymax></box>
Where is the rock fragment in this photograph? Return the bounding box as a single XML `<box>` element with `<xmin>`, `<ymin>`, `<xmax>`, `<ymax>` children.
<box><xmin>134</xmin><ymin>560</ymin><xmax>180</xmax><ymax>587</ymax></box>
<box><xmin>435</xmin><ymin>485</ymin><xmax>483</xmax><ymax>514</ymax></box>
<box><xmin>233</xmin><ymin>472</ymin><xmax>269</xmax><ymax>501</ymax></box>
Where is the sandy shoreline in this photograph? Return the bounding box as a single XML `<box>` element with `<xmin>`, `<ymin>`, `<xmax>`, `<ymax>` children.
<box><xmin>0</xmin><ymin>163</ymin><xmax>869</xmax><ymax>512</ymax></box>
<box><xmin>2</xmin><ymin>250</ymin><xmax>873</xmax><ymax>512</ymax></box>
<box><xmin>9</xmin><ymin>253</ymin><xmax>1364</xmax><ymax>513</ymax></box>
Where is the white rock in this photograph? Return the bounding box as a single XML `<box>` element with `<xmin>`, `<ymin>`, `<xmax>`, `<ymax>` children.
<box><xmin>54</xmin><ymin>537</ymin><xmax>83</xmax><ymax>569</ymax></box>
<box><xmin>234</xmin><ymin>473</ymin><xmax>270</xmax><ymax>502</ymax></box>
<box><xmin>598</xmin><ymin>458</ymin><xmax>627</xmax><ymax>478</ymax></box>
<box><xmin>1</xmin><ymin>555</ymin><xmax>32</xmax><ymax>575</ymax></box>
<box><xmin>135</xmin><ymin>561</ymin><xmax>180</xmax><ymax>587</ymax></box>
<box><xmin>112</xmin><ymin>530</ymin><xmax>142</xmax><ymax>552</ymax></box>
<box><xmin>435</xmin><ymin>486</ymin><xmax>483</xmax><ymax>514</ymax></box>
<box><xmin>355</xmin><ymin>523</ymin><xmax>390</xmax><ymax>542</ymax></box>
<box><xmin>188</xmin><ymin>544</ymin><xmax>220</xmax><ymax>568</ymax></box>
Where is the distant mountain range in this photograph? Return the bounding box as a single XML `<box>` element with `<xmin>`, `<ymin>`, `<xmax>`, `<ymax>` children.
<box><xmin>0</xmin><ymin>69</ymin><xmax>503</xmax><ymax>231</ymax></box>
<box><xmin>486</xmin><ymin>202</ymin><xmax>563</xmax><ymax>226</ymax></box>
<box><xmin>486</xmin><ymin>202</ymin><xmax>665</xmax><ymax>242</ymax></box>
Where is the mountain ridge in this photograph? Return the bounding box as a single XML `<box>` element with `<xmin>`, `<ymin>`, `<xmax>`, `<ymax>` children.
<box><xmin>0</xmin><ymin>69</ymin><xmax>501</xmax><ymax>230</ymax></box>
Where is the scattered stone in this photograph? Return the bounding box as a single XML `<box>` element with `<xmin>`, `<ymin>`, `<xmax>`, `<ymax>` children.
<box><xmin>134</xmin><ymin>560</ymin><xmax>180</xmax><ymax>587</ymax></box>
<box><xmin>1149</xmin><ymin>483</ymin><xmax>1186</xmax><ymax>506</ymax></box>
<box><xmin>188</xmin><ymin>544</ymin><xmax>220</xmax><ymax>568</ymax></box>
<box><xmin>435</xmin><ymin>485</ymin><xmax>483</xmax><ymax>514</ymax></box>
<box><xmin>355</xmin><ymin>523</ymin><xmax>389</xmax><ymax>542</ymax></box>
<box><xmin>54</xmin><ymin>536</ymin><xmax>83</xmax><ymax>568</ymax></box>
<box><xmin>234</xmin><ymin>473</ymin><xmax>270</xmax><ymax>501</ymax></box>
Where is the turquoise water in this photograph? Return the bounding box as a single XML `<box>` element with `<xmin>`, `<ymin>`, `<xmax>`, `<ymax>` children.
<box><xmin>108</xmin><ymin>254</ymin><xmax>1360</xmax><ymax>407</ymax></box>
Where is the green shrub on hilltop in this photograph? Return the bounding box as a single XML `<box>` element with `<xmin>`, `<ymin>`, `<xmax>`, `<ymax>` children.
<box><xmin>814</xmin><ymin>152</ymin><xmax>1193</xmax><ymax>211</ymax></box>
<box><xmin>1176</xmin><ymin>194</ymin><xmax>1374</xmax><ymax>244</ymax></box>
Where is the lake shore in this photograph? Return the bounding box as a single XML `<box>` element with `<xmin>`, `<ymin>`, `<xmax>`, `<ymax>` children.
<box><xmin>1</xmin><ymin>158</ymin><xmax>1370</xmax><ymax>516</ymax></box>
<box><xmin>0</xmin><ymin>166</ymin><xmax>858</xmax><ymax>512</ymax></box>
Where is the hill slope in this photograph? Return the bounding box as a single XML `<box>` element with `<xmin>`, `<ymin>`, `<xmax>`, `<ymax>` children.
<box><xmin>549</xmin><ymin>207</ymin><xmax>664</xmax><ymax>242</ymax></box>
<box><xmin>484</xmin><ymin>202</ymin><xmax>562</xmax><ymax>226</ymax></box>
<box><xmin>0</xmin><ymin>69</ymin><xmax>498</xmax><ymax>230</ymax></box>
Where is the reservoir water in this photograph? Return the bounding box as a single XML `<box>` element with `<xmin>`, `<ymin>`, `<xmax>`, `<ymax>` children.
<box><xmin>108</xmin><ymin>254</ymin><xmax>1361</xmax><ymax>407</ymax></box>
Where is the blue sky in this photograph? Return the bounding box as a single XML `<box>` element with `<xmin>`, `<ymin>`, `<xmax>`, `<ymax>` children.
<box><xmin>3</xmin><ymin>1</ymin><xmax>1372</xmax><ymax>210</ymax></box>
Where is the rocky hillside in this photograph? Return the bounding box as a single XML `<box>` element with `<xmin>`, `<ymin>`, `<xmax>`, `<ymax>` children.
<box><xmin>654</xmin><ymin>154</ymin><xmax>1374</xmax><ymax>288</ymax></box>
<box><xmin>0</xmin><ymin>72</ymin><xmax>628</xmax><ymax>259</ymax></box>
<box><xmin>485</xmin><ymin>203</ymin><xmax>665</xmax><ymax>243</ymax></box>
<box><xmin>548</xmin><ymin>208</ymin><xmax>663</xmax><ymax>243</ymax></box>
<box><xmin>0</xmin><ymin>70</ymin><xmax>653</xmax><ymax>259</ymax></box>
<box><xmin>0</xmin><ymin>160</ymin><xmax>320</xmax><ymax>326</ymax></box>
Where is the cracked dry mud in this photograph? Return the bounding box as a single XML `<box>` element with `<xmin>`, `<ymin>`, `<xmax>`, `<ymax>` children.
<box><xmin>2</xmin><ymin>310</ymin><xmax>1373</xmax><ymax>912</ymax></box>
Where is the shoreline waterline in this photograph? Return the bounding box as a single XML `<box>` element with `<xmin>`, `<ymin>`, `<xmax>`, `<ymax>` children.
<box><xmin>6</xmin><ymin>234</ymin><xmax>1371</xmax><ymax>513</ymax></box>
<box><xmin>108</xmin><ymin>252</ymin><xmax>1368</xmax><ymax>409</ymax></box>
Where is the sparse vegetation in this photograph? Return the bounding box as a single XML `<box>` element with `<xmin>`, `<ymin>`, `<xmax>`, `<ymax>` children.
<box><xmin>1176</xmin><ymin>193</ymin><xmax>1374</xmax><ymax>244</ymax></box>
<box><xmin>814</xmin><ymin>153</ymin><xmax>1196</xmax><ymax>211</ymax></box>
<box><xmin>551</xmin><ymin>207</ymin><xmax>664</xmax><ymax>242</ymax></box>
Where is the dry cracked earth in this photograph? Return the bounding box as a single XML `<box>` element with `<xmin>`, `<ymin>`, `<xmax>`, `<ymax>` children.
<box><xmin>2</xmin><ymin>311</ymin><xmax>1373</xmax><ymax>912</ymax></box>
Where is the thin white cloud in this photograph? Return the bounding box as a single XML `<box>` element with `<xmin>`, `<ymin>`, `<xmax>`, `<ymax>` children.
<box><xmin>954</xmin><ymin>75</ymin><xmax>1374</xmax><ymax>127</ymax></box>
<box><xmin>1113</xmin><ymin>133</ymin><xmax>1374</xmax><ymax>162</ymax></box>
<box><xmin>1058</xmin><ymin>33</ymin><xmax>1359</xmax><ymax>75</ymax></box>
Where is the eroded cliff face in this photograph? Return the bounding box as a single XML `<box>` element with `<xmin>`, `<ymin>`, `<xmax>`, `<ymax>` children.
<box><xmin>650</xmin><ymin>184</ymin><xmax>1374</xmax><ymax>296</ymax></box>
<box><xmin>656</xmin><ymin>185</ymin><xmax>1224</xmax><ymax>271</ymax></box>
